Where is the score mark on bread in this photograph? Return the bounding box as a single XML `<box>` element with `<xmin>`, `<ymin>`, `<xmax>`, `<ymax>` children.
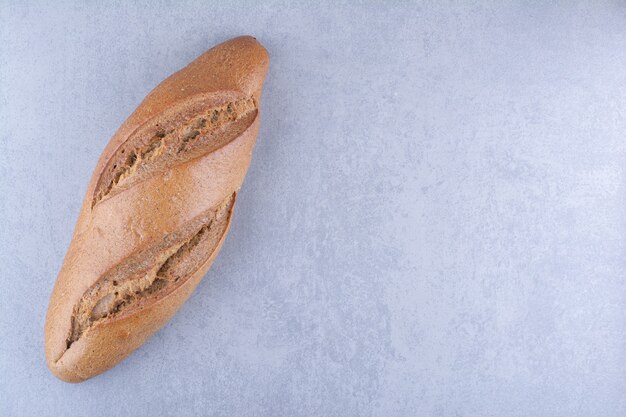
<box><xmin>93</xmin><ymin>96</ymin><xmax>257</xmax><ymax>207</ymax></box>
<box><xmin>65</xmin><ymin>194</ymin><xmax>234</xmax><ymax>352</ymax></box>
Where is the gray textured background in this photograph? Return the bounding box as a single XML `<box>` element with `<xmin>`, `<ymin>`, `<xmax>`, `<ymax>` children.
<box><xmin>1</xmin><ymin>1</ymin><xmax>626</xmax><ymax>416</ymax></box>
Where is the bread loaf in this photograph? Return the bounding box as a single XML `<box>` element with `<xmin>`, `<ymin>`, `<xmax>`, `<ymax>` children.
<box><xmin>44</xmin><ymin>36</ymin><xmax>269</xmax><ymax>382</ymax></box>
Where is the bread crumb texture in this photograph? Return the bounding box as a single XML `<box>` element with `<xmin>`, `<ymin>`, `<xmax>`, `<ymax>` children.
<box><xmin>93</xmin><ymin>97</ymin><xmax>256</xmax><ymax>206</ymax></box>
<box><xmin>66</xmin><ymin>194</ymin><xmax>235</xmax><ymax>350</ymax></box>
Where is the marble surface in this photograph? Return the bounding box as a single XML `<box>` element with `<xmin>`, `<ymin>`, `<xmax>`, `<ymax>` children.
<box><xmin>1</xmin><ymin>1</ymin><xmax>626</xmax><ymax>416</ymax></box>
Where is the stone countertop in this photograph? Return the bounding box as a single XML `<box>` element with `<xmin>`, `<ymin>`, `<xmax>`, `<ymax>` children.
<box><xmin>1</xmin><ymin>2</ymin><xmax>625</xmax><ymax>416</ymax></box>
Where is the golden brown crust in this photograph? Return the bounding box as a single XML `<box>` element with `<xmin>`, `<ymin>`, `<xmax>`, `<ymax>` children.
<box><xmin>44</xmin><ymin>36</ymin><xmax>269</xmax><ymax>382</ymax></box>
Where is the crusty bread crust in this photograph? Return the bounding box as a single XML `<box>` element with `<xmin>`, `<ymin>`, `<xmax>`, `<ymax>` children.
<box><xmin>44</xmin><ymin>36</ymin><xmax>269</xmax><ymax>382</ymax></box>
